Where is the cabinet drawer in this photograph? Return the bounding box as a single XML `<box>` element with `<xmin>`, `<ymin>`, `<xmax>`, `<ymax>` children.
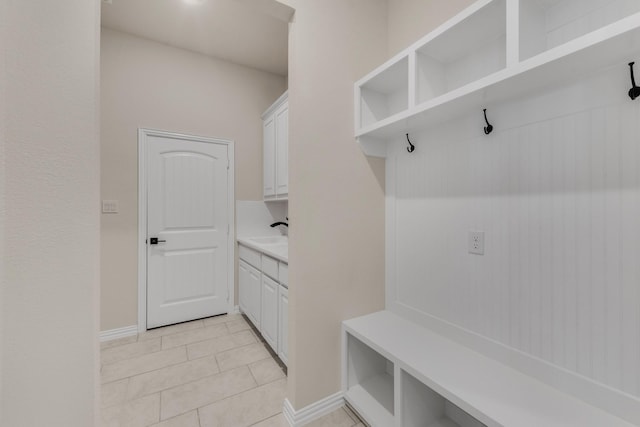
<box><xmin>279</xmin><ymin>263</ymin><xmax>288</xmax><ymax>288</ymax></box>
<box><xmin>262</xmin><ymin>255</ymin><xmax>278</xmax><ymax>281</ymax></box>
<box><xmin>239</xmin><ymin>245</ymin><xmax>261</xmax><ymax>269</ymax></box>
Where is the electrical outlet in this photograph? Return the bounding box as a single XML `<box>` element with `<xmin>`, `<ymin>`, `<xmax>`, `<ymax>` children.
<box><xmin>102</xmin><ymin>200</ymin><xmax>119</xmax><ymax>214</ymax></box>
<box><xmin>468</xmin><ymin>231</ymin><xmax>485</xmax><ymax>255</ymax></box>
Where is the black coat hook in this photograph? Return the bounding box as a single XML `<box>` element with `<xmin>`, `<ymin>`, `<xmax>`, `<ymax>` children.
<box><xmin>483</xmin><ymin>109</ymin><xmax>493</xmax><ymax>135</ymax></box>
<box><xmin>629</xmin><ymin>62</ymin><xmax>640</xmax><ymax>100</ymax></box>
<box><xmin>406</xmin><ymin>133</ymin><xmax>415</xmax><ymax>153</ymax></box>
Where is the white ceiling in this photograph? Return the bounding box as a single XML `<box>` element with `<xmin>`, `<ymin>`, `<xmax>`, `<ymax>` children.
<box><xmin>101</xmin><ymin>0</ymin><xmax>291</xmax><ymax>76</ymax></box>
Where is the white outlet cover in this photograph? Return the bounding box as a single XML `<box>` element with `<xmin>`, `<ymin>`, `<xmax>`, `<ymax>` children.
<box><xmin>468</xmin><ymin>231</ymin><xmax>485</xmax><ymax>255</ymax></box>
<box><xmin>102</xmin><ymin>200</ymin><xmax>119</xmax><ymax>214</ymax></box>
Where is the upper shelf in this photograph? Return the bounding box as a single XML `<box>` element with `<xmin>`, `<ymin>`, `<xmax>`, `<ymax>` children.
<box><xmin>354</xmin><ymin>0</ymin><xmax>640</xmax><ymax>157</ymax></box>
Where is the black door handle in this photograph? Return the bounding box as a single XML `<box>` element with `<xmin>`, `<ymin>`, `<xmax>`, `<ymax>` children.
<box><xmin>149</xmin><ymin>237</ymin><xmax>166</xmax><ymax>245</ymax></box>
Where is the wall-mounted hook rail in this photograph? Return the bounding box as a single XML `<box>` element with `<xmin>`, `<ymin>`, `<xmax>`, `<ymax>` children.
<box><xmin>629</xmin><ymin>62</ymin><xmax>640</xmax><ymax>100</ymax></box>
<box><xmin>406</xmin><ymin>133</ymin><xmax>415</xmax><ymax>153</ymax></box>
<box><xmin>483</xmin><ymin>109</ymin><xmax>493</xmax><ymax>135</ymax></box>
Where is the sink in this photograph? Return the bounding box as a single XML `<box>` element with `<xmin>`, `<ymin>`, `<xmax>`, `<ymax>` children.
<box><xmin>248</xmin><ymin>236</ymin><xmax>288</xmax><ymax>245</ymax></box>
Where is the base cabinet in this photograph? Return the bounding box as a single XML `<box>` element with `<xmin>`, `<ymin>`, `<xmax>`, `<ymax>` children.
<box><xmin>261</xmin><ymin>275</ymin><xmax>279</xmax><ymax>351</ymax></box>
<box><xmin>238</xmin><ymin>260</ymin><xmax>261</xmax><ymax>329</ymax></box>
<box><xmin>278</xmin><ymin>286</ymin><xmax>288</xmax><ymax>365</ymax></box>
<box><xmin>238</xmin><ymin>243</ymin><xmax>289</xmax><ymax>367</ymax></box>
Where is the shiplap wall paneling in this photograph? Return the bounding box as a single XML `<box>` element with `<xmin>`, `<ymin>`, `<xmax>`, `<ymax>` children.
<box><xmin>388</xmin><ymin>64</ymin><xmax>640</xmax><ymax>399</ymax></box>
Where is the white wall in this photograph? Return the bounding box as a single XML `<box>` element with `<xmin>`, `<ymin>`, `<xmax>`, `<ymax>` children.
<box><xmin>278</xmin><ymin>0</ymin><xmax>388</xmax><ymax>409</ymax></box>
<box><xmin>100</xmin><ymin>28</ymin><xmax>286</xmax><ymax>331</ymax></box>
<box><xmin>384</xmin><ymin>1</ymin><xmax>640</xmax><ymax>421</ymax></box>
<box><xmin>387</xmin><ymin>0</ymin><xmax>475</xmax><ymax>56</ymax></box>
<box><xmin>236</xmin><ymin>200</ymin><xmax>287</xmax><ymax>238</ymax></box>
<box><xmin>1</xmin><ymin>0</ymin><xmax>100</xmax><ymax>425</ymax></box>
<box><xmin>0</xmin><ymin>0</ymin><xmax>6</xmax><ymax>414</ymax></box>
<box><xmin>387</xmin><ymin>64</ymin><xmax>640</xmax><ymax>419</ymax></box>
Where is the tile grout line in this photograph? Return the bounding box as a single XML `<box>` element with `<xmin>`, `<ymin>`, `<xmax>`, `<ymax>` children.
<box><xmin>191</xmin><ymin>378</ymin><xmax>287</xmax><ymax>427</ymax></box>
<box><xmin>102</xmin><ymin>334</ymin><xmax>260</xmax><ymax>391</ymax></box>
<box><xmin>105</xmin><ymin>314</ymin><xmax>244</xmax><ymax>351</ymax></box>
<box><xmin>102</xmin><ymin>320</ymin><xmax>249</xmax><ymax>369</ymax></box>
<box><xmin>160</xmin><ymin>328</ymin><xmax>232</xmax><ymax>351</ymax></box>
<box><xmin>104</xmin><ymin>326</ymin><xmax>254</xmax><ymax>367</ymax></box>
<box><xmin>123</xmin><ymin>355</ymin><xmax>222</xmax><ymax>400</ymax></box>
<box><xmin>185</xmin><ymin>331</ymin><xmax>258</xmax><ymax>361</ymax></box>
<box><xmin>101</xmin><ymin>339</ymin><xmax>164</xmax><ymax>366</ymax></box>
<box><xmin>159</xmin><ymin>368</ymin><xmax>260</xmax><ymax>422</ymax></box>
<box><xmin>101</xmin><ymin>315</ymin><xmax>290</xmax><ymax>427</ymax></box>
<box><xmin>101</xmin><ymin>346</ymin><xmax>189</xmax><ymax>385</ymax></box>
<box><xmin>105</xmin><ymin>313</ymin><xmax>239</xmax><ymax>343</ymax></box>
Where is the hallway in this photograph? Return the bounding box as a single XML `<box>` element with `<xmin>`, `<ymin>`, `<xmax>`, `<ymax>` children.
<box><xmin>100</xmin><ymin>313</ymin><xmax>364</xmax><ymax>427</ymax></box>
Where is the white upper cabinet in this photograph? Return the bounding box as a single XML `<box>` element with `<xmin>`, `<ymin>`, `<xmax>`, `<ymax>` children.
<box><xmin>263</xmin><ymin>92</ymin><xmax>288</xmax><ymax>201</ymax></box>
<box><xmin>263</xmin><ymin>114</ymin><xmax>276</xmax><ymax>198</ymax></box>
<box><xmin>355</xmin><ymin>0</ymin><xmax>640</xmax><ymax>157</ymax></box>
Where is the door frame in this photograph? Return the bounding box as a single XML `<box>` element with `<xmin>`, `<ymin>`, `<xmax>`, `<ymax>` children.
<box><xmin>137</xmin><ymin>128</ymin><xmax>235</xmax><ymax>332</ymax></box>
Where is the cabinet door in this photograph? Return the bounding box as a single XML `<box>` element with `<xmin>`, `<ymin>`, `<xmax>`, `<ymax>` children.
<box><xmin>240</xmin><ymin>260</ymin><xmax>261</xmax><ymax>329</ymax></box>
<box><xmin>238</xmin><ymin>260</ymin><xmax>250</xmax><ymax>315</ymax></box>
<box><xmin>278</xmin><ymin>285</ymin><xmax>289</xmax><ymax>366</ymax></box>
<box><xmin>275</xmin><ymin>103</ymin><xmax>288</xmax><ymax>197</ymax></box>
<box><xmin>263</xmin><ymin>114</ymin><xmax>276</xmax><ymax>198</ymax></box>
<box><xmin>261</xmin><ymin>275</ymin><xmax>279</xmax><ymax>352</ymax></box>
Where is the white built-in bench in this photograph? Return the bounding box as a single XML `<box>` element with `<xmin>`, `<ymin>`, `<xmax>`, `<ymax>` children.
<box><xmin>342</xmin><ymin>311</ymin><xmax>636</xmax><ymax>427</ymax></box>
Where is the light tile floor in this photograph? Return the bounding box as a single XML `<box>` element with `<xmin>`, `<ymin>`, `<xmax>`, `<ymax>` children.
<box><xmin>101</xmin><ymin>313</ymin><xmax>365</xmax><ymax>427</ymax></box>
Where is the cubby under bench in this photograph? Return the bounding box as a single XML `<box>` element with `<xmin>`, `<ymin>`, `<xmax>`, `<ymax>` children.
<box><xmin>342</xmin><ymin>311</ymin><xmax>635</xmax><ymax>427</ymax></box>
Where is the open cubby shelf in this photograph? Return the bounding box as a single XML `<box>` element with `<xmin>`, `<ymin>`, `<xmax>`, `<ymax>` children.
<box><xmin>354</xmin><ymin>0</ymin><xmax>640</xmax><ymax>157</ymax></box>
<box><xmin>344</xmin><ymin>334</ymin><xmax>394</xmax><ymax>427</ymax></box>
<box><xmin>342</xmin><ymin>311</ymin><xmax>637</xmax><ymax>427</ymax></box>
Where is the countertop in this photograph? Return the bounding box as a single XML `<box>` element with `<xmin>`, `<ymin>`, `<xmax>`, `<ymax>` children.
<box><xmin>237</xmin><ymin>236</ymin><xmax>288</xmax><ymax>263</ymax></box>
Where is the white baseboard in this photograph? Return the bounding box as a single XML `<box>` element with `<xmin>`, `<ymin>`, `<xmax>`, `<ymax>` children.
<box><xmin>231</xmin><ymin>305</ymin><xmax>240</xmax><ymax>315</ymax></box>
<box><xmin>283</xmin><ymin>392</ymin><xmax>345</xmax><ymax>427</ymax></box>
<box><xmin>99</xmin><ymin>325</ymin><xmax>138</xmax><ymax>342</ymax></box>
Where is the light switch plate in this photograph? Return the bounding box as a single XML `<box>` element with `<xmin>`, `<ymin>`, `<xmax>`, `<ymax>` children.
<box><xmin>469</xmin><ymin>231</ymin><xmax>484</xmax><ymax>255</ymax></box>
<box><xmin>102</xmin><ymin>200</ymin><xmax>119</xmax><ymax>214</ymax></box>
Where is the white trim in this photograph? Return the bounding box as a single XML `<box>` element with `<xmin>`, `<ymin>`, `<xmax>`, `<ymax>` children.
<box><xmin>138</xmin><ymin>129</ymin><xmax>147</xmax><ymax>333</ymax></box>
<box><xmin>137</xmin><ymin>128</ymin><xmax>236</xmax><ymax>333</ymax></box>
<box><xmin>261</xmin><ymin>91</ymin><xmax>288</xmax><ymax>120</ymax></box>
<box><xmin>389</xmin><ymin>301</ymin><xmax>640</xmax><ymax>425</ymax></box>
<box><xmin>99</xmin><ymin>325</ymin><xmax>138</xmax><ymax>342</ymax></box>
<box><xmin>282</xmin><ymin>392</ymin><xmax>345</xmax><ymax>427</ymax></box>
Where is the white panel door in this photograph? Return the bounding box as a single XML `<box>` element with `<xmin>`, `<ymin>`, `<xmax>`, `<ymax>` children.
<box><xmin>275</xmin><ymin>103</ymin><xmax>288</xmax><ymax>197</ymax></box>
<box><xmin>146</xmin><ymin>134</ymin><xmax>229</xmax><ymax>329</ymax></box>
<box><xmin>261</xmin><ymin>275</ymin><xmax>279</xmax><ymax>352</ymax></box>
<box><xmin>263</xmin><ymin>115</ymin><xmax>276</xmax><ymax>198</ymax></box>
